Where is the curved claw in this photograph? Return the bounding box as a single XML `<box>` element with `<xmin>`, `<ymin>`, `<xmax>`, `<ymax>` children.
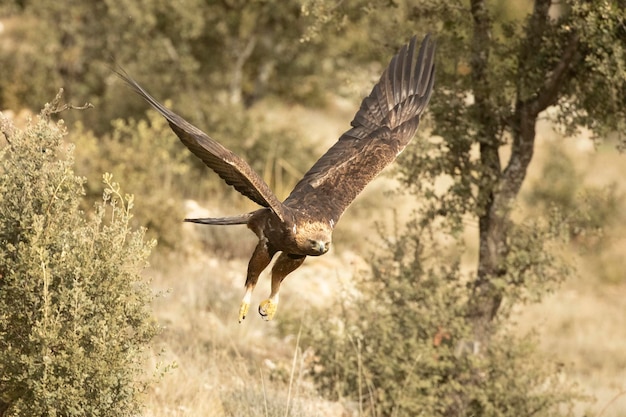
<box><xmin>239</xmin><ymin>301</ymin><xmax>250</xmax><ymax>323</ymax></box>
<box><xmin>258</xmin><ymin>299</ymin><xmax>278</xmax><ymax>321</ymax></box>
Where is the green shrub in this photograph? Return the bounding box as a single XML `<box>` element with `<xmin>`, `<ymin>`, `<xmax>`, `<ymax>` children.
<box><xmin>299</xmin><ymin>219</ymin><xmax>582</xmax><ymax>417</ymax></box>
<box><xmin>0</xmin><ymin>100</ymin><xmax>158</xmax><ymax>416</ymax></box>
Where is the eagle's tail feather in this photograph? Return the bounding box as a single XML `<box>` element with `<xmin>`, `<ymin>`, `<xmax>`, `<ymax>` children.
<box><xmin>184</xmin><ymin>213</ymin><xmax>254</xmax><ymax>225</ymax></box>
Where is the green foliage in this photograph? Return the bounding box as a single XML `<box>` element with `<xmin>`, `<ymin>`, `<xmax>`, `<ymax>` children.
<box><xmin>393</xmin><ymin>0</ymin><xmax>626</xmax><ymax>223</ymax></box>
<box><xmin>0</xmin><ymin>0</ymin><xmax>338</xmax><ymax>133</ymax></box>
<box><xmin>0</xmin><ymin>104</ymin><xmax>158</xmax><ymax>416</ymax></box>
<box><xmin>563</xmin><ymin>1</ymin><xmax>626</xmax><ymax>140</ymax></box>
<box><xmin>301</xmin><ymin>220</ymin><xmax>581</xmax><ymax>416</ymax></box>
<box><xmin>3</xmin><ymin>2</ymin><xmax>623</xmax><ymax>414</ymax></box>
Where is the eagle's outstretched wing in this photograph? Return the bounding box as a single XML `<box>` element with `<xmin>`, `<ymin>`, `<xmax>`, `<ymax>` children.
<box><xmin>115</xmin><ymin>69</ymin><xmax>288</xmax><ymax>222</ymax></box>
<box><xmin>284</xmin><ymin>34</ymin><xmax>435</xmax><ymax>224</ymax></box>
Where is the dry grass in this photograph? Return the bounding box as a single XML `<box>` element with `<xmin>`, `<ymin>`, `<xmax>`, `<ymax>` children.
<box><xmin>515</xmin><ymin>280</ymin><xmax>626</xmax><ymax>417</ymax></box>
<box><xmin>141</xmin><ymin>248</ymin><xmax>351</xmax><ymax>417</ymax></box>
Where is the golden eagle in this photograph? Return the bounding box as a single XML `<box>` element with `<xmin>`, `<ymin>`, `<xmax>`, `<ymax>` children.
<box><xmin>116</xmin><ymin>34</ymin><xmax>435</xmax><ymax>322</ymax></box>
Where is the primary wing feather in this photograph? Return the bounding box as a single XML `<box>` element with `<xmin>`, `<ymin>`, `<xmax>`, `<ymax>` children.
<box><xmin>284</xmin><ymin>35</ymin><xmax>436</xmax><ymax>224</ymax></box>
<box><xmin>115</xmin><ymin>69</ymin><xmax>287</xmax><ymax>222</ymax></box>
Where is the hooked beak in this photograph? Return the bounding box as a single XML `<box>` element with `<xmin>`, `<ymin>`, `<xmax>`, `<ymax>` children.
<box><xmin>315</xmin><ymin>241</ymin><xmax>330</xmax><ymax>254</ymax></box>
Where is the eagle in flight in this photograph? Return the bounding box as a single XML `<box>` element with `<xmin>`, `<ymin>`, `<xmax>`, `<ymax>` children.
<box><xmin>116</xmin><ymin>34</ymin><xmax>435</xmax><ymax>322</ymax></box>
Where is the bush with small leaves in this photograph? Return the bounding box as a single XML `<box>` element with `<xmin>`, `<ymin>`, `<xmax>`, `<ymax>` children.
<box><xmin>0</xmin><ymin>100</ymin><xmax>158</xmax><ymax>417</ymax></box>
<box><xmin>300</xmin><ymin>219</ymin><xmax>583</xmax><ymax>417</ymax></box>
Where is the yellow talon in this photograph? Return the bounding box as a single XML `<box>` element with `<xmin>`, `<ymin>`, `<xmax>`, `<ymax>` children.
<box><xmin>258</xmin><ymin>299</ymin><xmax>278</xmax><ymax>321</ymax></box>
<box><xmin>239</xmin><ymin>301</ymin><xmax>250</xmax><ymax>323</ymax></box>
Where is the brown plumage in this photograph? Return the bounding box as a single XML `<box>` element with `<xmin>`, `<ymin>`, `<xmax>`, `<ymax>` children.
<box><xmin>116</xmin><ymin>34</ymin><xmax>435</xmax><ymax>322</ymax></box>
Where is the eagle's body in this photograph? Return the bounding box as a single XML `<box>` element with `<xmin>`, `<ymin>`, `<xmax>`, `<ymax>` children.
<box><xmin>117</xmin><ymin>35</ymin><xmax>436</xmax><ymax>321</ymax></box>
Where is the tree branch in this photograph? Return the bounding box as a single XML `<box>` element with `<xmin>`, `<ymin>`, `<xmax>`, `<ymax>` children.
<box><xmin>500</xmin><ymin>2</ymin><xmax>580</xmax><ymax>208</ymax></box>
<box><xmin>469</xmin><ymin>0</ymin><xmax>491</xmax><ymax>104</ymax></box>
<box><xmin>515</xmin><ymin>0</ymin><xmax>551</xmax><ymax>106</ymax></box>
<box><xmin>529</xmin><ymin>31</ymin><xmax>580</xmax><ymax>115</ymax></box>
<box><xmin>0</xmin><ymin>113</ymin><xmax>14</xmax><ymax>145</ymax></box>
<box><xmin>499</xmin><ymin>28</ymin><xmax>579</xmax><ymax>209</ymax></box>
<box><xmin>42</xmin><ymin>88</ymin><xmax>93</xmax><ymax>119</ymax></box>
<box><xmin>522</xmin><ymin>0</ymin><xmax>551</xmax><ymax>57</ymax></box>
<box><xmin>229</xmin><ymin>35</ymin><xmax>257</xmax><ymax>105</ymax></box>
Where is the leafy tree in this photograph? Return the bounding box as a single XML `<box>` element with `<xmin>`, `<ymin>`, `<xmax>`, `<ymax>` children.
<box><xmin>395</xmin><ymin>0</ymin><xmax>625</xmax><ymax>342</ymax></box>
<box><xmin>0</xmin><ymin>95</ymin><xmax>158</xmax><ymax>416</ymax></box>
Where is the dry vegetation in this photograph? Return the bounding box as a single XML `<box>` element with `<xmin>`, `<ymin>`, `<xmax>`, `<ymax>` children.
<box><xmin>131</xmin><ymin>103</ymin><xmax>626</xmax><ymax>417</ymax></box>
<box><xmin>142</xmin><ymin>254</ymin><xmax>349</xmax><ymax>417</ymax></box>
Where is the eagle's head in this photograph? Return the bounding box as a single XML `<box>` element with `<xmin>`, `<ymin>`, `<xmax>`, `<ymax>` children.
<box><xmin>293</xmin><ymin>219</ymin><xmax>333</xmax><ymax>256</ymax></box>
<box><xmin>305</xmin><ymin>236</ymin><xmax>331</xmax><ymax>256</ymax></box>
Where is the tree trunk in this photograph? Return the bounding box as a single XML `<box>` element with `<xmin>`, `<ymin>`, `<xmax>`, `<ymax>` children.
<box><xmin>466</xmin><ymin>0</ymin><xmax>579</xmax><ymax>348</ymax></box>
<box><xmin>469</xmin><ymin>104</ymin><xmax>538</xmax><ymax>345</ymax></box>
<box><xmin>467</xmin><ymin>0</ymin><xmax>506</xmax><ymax>346</ymax></box>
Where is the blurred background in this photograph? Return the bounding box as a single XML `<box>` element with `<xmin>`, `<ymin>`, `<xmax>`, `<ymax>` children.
<box><xmin>1</xmin><ymin>0</ymin><xmax>625</xmax><ymax>416</ymax></box>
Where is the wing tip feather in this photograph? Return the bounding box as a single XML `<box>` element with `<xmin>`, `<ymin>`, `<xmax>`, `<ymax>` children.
<box><xmin>351</xmin><ymin>34</ymin><xmax>436</xmax><ymax>131</ymax></box>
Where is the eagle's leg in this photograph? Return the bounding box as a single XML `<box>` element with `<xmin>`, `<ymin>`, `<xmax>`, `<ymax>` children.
<box><xmin>240</xmin><ymin>240</ymin><xmax>274</xmax><ymax>323</ymax></box>
<box><xmin>259</xmin><ymin>253</ymin><xmax>306</xmax><ymax>321</ymax></box>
